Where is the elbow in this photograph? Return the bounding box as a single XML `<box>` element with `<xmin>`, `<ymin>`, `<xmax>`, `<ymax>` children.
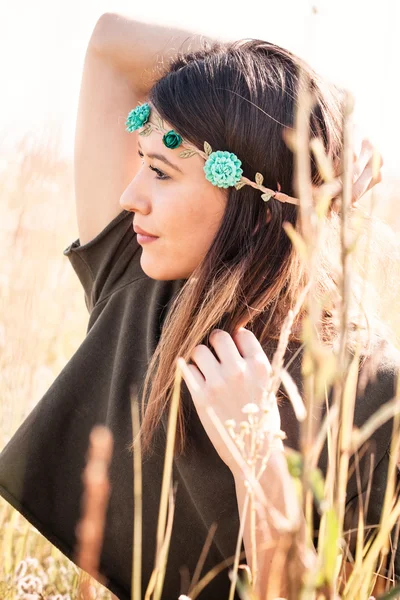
<box><xmin>89</xmin><ymin>12</ymin><xmax>126</xmax><ymax>54</ymax></box>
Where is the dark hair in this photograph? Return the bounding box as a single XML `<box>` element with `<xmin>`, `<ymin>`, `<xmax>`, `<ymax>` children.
<box><xmin>134</xmin><ymin>38</ymin><xmax>388</xmax><ymax>459</ymax></box>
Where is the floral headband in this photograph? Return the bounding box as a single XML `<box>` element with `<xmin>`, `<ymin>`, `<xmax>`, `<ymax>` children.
<box><xmin>125</xmin><ymin>101</ymin><xmax>300</xmax><ymax>207</ymax></box>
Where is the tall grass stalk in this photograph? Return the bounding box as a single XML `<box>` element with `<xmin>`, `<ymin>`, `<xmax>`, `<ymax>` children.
<box><xmin>133</xmin><ymin>71</ymin><xmax>400</xmax><ymax>599</ymax></box>
<box><xmin>74</xmin><ymin>425</ymin><xmax>113</xmax><ymax>598</ymax></box>
<box><xmin>131</xmin><ymin>394</ymin><xmax>142</xmax><ymax>600</ymax></box>
<box><xmin>142</xmin><ymin>359</ymin><xmax>182</xmax><ymax>600</ymax></box>
<box><xmin>1</xmin><ymin>71</ymin><xmax>400</xmax><ymax>599</ymax></box>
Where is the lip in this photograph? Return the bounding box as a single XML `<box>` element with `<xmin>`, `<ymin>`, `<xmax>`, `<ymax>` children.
<box><xmin>133</xmin><ymin>224</ymin><xmax>159</xmax><ymax>238</ymax></box>
<box><xmin>137</xmin><ymin>233</ymin><xmax>158</xmax><ymax>245</ymax></box>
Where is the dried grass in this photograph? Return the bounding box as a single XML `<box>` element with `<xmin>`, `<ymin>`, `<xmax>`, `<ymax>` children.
<box><xmin>0</xmin><ymin>90</ymin><xmax>400</xmax><ymax>600</ymax></box>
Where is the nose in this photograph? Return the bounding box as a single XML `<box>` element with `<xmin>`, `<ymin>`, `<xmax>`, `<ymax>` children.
<box><xmin>119</xmin><ymin>175</ymin><xmax>151</xmax><ymax>215</ymax></box>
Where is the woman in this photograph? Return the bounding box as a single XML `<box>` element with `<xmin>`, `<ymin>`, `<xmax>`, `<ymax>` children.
<box><xmin>0</xmin><ymin>13</ymin><xmax>397</xmax><ymax>600</ymax></box>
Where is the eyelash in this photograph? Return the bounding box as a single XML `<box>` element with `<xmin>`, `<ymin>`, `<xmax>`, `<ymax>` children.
<box><xmin>137</xmin><ymin>149</ymin><xmax>170</xmax><ymax>181</ymax></box>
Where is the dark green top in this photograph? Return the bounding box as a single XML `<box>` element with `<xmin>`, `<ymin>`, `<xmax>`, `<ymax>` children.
<box><xmin>0</xmin><ymin>209</ymin><xmax>399</xmax><ymax>599</ymax></box>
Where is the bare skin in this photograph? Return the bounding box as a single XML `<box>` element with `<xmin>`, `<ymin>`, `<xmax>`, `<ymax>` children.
<box><xmin>120</xmin><ymin>111</ymin><xmax>383</xmax><ymax>283</ymax></box>
<box><xmin>119</xmin><ymin>112</ymin><xmax>227</xmax><ymax>281</ymax></box>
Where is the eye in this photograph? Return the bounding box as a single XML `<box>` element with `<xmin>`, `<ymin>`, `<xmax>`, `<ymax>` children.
<box><xmin>137</xmin><ymin>149</ymin><xmax>170</xmax><ymax>181</ymax></box>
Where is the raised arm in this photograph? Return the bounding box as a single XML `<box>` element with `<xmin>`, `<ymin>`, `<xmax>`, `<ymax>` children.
<box><xmin>74</xmin><ymin>13</ymin><xmax>223</xmax><ymax>245</ymax></box>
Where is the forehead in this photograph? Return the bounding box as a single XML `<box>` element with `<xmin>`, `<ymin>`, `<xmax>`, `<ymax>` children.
<box><xmin>137</xmin><ymin>119</ymin><xmax>206</xmax><ymax>175</ymax></box>
<box><xmin>138</xmin><ymin>109</ymin><xmax>177</xmax><ymax>152</ymax></box>
<box><xmin>137</xmin><ymin>134</ymin><xmax>185</xmax><ymax>174</ymax></box>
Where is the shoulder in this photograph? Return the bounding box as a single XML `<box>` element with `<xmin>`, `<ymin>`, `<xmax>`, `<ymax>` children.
<box><xmin>351</xmin><ymin>340</ymin><xmax>400</xmax><ymax>466</ymax></box>
<box><xmin>356</xmin><ymin>339</ymin><xmax>400</xmax><ymax>416</ymax></box>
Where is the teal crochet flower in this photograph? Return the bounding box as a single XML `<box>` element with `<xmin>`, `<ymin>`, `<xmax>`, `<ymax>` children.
<box><xmin>162</xmin><ymin>130</ymin><xmax>182</xmax><ymax>149</ymax></box>
<box><xmin>203</xmin><ymin>150</ymin><xmax>243</xmax><ymax>188</ymax></box>
<box><xmin>125</xmin><ymin>103</ymin><xmax>151</xmax><ymax>132</ymax></box>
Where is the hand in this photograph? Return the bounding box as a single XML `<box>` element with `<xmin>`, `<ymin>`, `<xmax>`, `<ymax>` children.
<box><xmin>327</xmin><ymin>137</ymin><xmax>383</xmax><ymax>211</ymax></box>
<box><xmin>313</xmin><ymin>136</ymin><xmax>384</xmax><ymax>213</ymax></box>
<box><xmin>350</xmin><ymin>137</ymin><xmax>383</xmax><ymax>207</ymax></box>
<box><xmin>179</xmin><ymin>328</ymin><xmax>282</xmax><ymax>474</ymax></box>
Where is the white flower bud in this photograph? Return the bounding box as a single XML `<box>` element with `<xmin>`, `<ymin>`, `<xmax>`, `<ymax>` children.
<box><xmin>25</xmin><ymin>558</ymin><xmax>39</xmax><ymax>571</ymax></box>
<box><xmin>17</xmin><ymin>575</ymin><xmax>43</xmax><ymax>595</ymax></box>
<box><xmin>241</xmin><ymin>403</ymin><xmax>260</xmax><ymax>414</ymax></box>
<box><xmin>15</xmin><ymin>560</ymin><xmax>27</xmax><ymax>580</ymax></box>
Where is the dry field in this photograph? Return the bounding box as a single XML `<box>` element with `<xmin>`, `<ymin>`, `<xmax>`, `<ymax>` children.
<box><xmin>0</xmin><ymin>126</ymin><xmax>399</xmax><ymax>599</ymax></box>
<box><xmin>0</xmin><ymin>129</ymin><xmax>112</xmax><ymax>599</ymax></box>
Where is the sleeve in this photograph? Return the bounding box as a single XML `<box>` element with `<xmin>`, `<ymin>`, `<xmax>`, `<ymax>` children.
<box><xmin>343</xmin><ymin>343</ymin><xmax>400</xmax><ymax>582</ymax></box>
<box><xmin>63</xmin><ymin>210</ymin><xmax>144</xmax><ymax>314</ymax></box>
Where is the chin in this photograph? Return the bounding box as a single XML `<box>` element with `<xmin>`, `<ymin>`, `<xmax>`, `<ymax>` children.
<box><xmin>139</xmin><ymin>255</ymin><xmax>189</xmax><ymax>281</ymax></box>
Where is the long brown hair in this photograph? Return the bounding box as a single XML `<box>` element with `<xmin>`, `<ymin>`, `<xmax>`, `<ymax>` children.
<box><xmin>134</xmin><ymin>38</ymin><xmax>394</xmax><ymax>459</ymax></box>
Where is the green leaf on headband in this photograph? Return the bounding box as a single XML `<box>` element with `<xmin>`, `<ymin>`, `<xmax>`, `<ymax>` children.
<box><xmin>138</xmin><ymin>124</ymin><xmax>152</xmax><ymax>137</ymax></box>
<box><xmin>178</xmin><ymin>150</ymin><xmax>197</xmax><ymax>158</ymax></box>
<box><xmin>204</xmin><ymin>141</ymin><xmax>213</xmax><ymax>156</ymax></box>
<box><xmin>261</xmin><ymin>192</ymin><xmax>274</xmax><ymax>202</ymax></box>
<box><xmin>255</xmin><ymin>172</ymin><xmax>264</xmax><ymax>186</ymax></box>
<box><xmin>234</xmin><ymin>181</ymin><xmax>246</xmax><ymax>190</ymax></box>
<box><xmin>154</xmin><ymin>115</ymin><xmax>164</xmax><ymax>130</ymax></box>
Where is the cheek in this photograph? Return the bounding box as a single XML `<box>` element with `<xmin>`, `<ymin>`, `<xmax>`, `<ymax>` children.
<box><xmin>143</xmin><ymin>217</ymin><xmax>218</xmax><ymax>280</ymax></box>
<box><xmin>178</xmin><ymin>205</ymin><xmax>223</xmax><ymax>254</ymax></box>
<box><xmin>177</xmin><ymin>190</ymin><xmax>226</xmax><ymax>235</ymax></box>
<box><xmin>167</xmin><ymin>229</ymin><xmax>212</xmax><ymax>268</ymax></box>
<box><xmin>152</xmin><ymin>185</ymin><xmax>226</xmax><ymax>275</ymax></box>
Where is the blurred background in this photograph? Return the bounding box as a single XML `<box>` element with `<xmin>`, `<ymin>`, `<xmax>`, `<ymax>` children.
<box><xmin>0</xmin><ymin>1</ymin><xmax>399</xmax><ymax>596</ymax></box>
<box><xmin>1</xmin><ymin>0</ymin><xmax>400</xmax><ymax>442</ymax></box>
<box><xmin>0</xmin><ymin>0</ymin><xmax>399</xmax><ymax>445</ymax></box>
<box><xmin>1</xmin><ymin>0</ymin><xmax>399</xmax><ymax>177</ymax></box>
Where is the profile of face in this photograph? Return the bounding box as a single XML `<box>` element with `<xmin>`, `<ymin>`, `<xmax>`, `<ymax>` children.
<box><xmin>120</xmin><ymin>116</ymin><xmax>228</xmax><ymax>281</ymax></box>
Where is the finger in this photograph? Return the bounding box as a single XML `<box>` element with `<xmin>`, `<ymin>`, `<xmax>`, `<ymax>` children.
<box><xmin>352</xmin><ymin>138</ymin><xmax>375</xmax><ymax>182</ymax></box>
<box><xmin>232</xmin><ymin>327</ymin><xmax>264</xmax><ymax>358</ymax></box>
<box><xmin>353</xmin><ymin>140</ymin><xmax>383</xmax><ymax>182</ymax></box>
<box><xmin>232</xmin><ymin>328</ymin><xmax>272</xmax><ymax>378</ymax></box>
<box><xmin>352</xmin><ymin>159</ymin><xmax>383</xmax><ymax>204</ymax></box>
<box><xmin>318</xmin><ymin>142</ymin><xmax>381</xmax><ymax>197</ymax></box>
<box><xmin>190</xmin><ymin>344</ymin><xmax>224</xmax><ymax>384</ymax></box>
<box><xmin>365</xmin><ymin>169</ymin><xmax>383</xmax><ymax>192</ymax></box>
<box><xmin>178</xmin><ymin>358</ymin><xmax>205</xmax><ymax>399</ymax></box>
<box><xmin>208</xmin><ymin>329</ymin><xmax>245</xmax><ymax>367</ymax></box>
<box><xmin>356</xmin><ymin>169</ymin><xmax>383</xmax><ymax>200</ymax></box>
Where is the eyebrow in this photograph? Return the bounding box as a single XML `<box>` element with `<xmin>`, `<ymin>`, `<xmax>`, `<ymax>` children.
<box><xmin>137</xmin><ymin>140</ymin><xmax>184</xmax><ymax>174</ymax></box>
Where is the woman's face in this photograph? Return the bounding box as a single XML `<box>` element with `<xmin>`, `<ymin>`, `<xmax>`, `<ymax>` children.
<box><xmin>120</xmin><ymin>119</ymin><xmax>227</xmax><ymax>281</ymax></box>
